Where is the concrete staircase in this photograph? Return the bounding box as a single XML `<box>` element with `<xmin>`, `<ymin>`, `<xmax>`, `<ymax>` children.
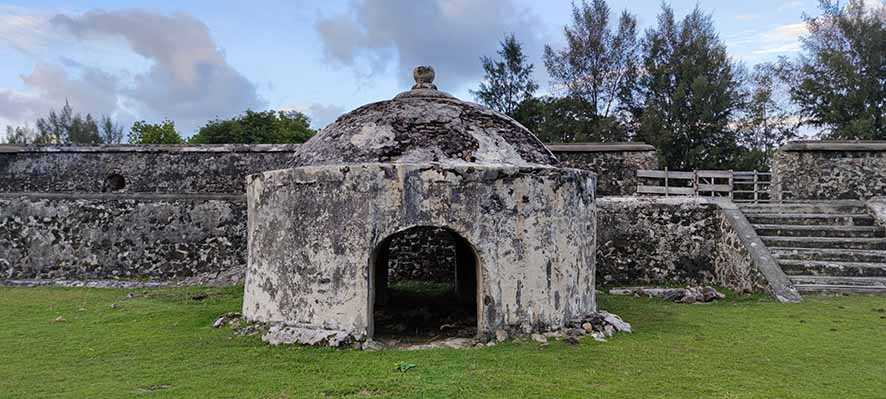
<box><xmin>739</xmin><ymin>201</ymin><xmax>886</xmax><ymax>294</ymax></box>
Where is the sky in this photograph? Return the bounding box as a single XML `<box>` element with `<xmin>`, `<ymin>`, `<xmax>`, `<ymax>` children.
<box><xmin>0</xmin><ymin>0</ymin><xmax>858</xmax><ymax>137</ymax></box>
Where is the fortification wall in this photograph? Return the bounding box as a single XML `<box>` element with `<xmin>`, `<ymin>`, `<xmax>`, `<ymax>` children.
<box><xmin>0</xmin><ymin>145</ymin><xmax>299</xmax><ymax>194</ymax></box>
<box><xmin>550</xmin><ymin>143</ymin><xmax>658</xmax><ymax>196</ymax></box>
<box><xmin>772</xmin><ymin>141</ymin><xmax>886</xmax><ymax>200</ymax></box>
<box><xmin>596</xmin><ymin>197</ymin><xmax>768</xmax><ymax>294</ymax></box>
<box><xmin>4</xmin><ymin>143</ymin><xmax>773</xmax><ymax>291</ymax></box>
<box><xmin>597</xmin><ymin>197</ymin><xmax>721</xmax><ymax>286</ymax></box>
<box><xmin>0</xmin><ymin>193</ymin><xmax>246</xmax><ymax>280</ymax></box>
<box><xmin>0</xmin><ymin>143</ymin><xmax>655</xmax><ymax>195</ymax></box>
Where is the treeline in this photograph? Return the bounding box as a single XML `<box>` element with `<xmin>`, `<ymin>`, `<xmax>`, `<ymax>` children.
<box><xmin>4</xmin><ymin>107</ymin><xmax>316</xmax><ymax>146</ymax></box>
<box><xmin>473</xmin><ymin>0</ymin><xmax>884</xmax><ymax>170</ymax></box>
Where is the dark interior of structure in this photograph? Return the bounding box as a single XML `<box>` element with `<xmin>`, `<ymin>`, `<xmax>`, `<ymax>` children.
<box><xmin>371</xmin><ymin>226</ymin><xmax>477</xmax><ymax>342</ymax></box>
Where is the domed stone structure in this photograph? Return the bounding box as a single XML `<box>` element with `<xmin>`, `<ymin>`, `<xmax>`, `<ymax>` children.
<box><xmin>243</xmin><ymin>67</ymin><xmax>597</xmax><ymax>346</ymax></box>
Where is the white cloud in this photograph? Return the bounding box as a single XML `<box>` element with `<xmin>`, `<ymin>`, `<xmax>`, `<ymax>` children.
<box><xmin>0</xmin><ymin>8</ymin><xmax>264</xmax><ymax>135</ymax></box>
<box><xmin>314</xmin><ymin>0</ymin><xmax>542</xmax><ymax>91</ymax></box>
<box><xmin>0</xmin><ymin>7</ymin><xmax>58</xmax><ymax>53</ymax></box>
<box><xmin>281</xmin><ymin>103</ymin><xmax>346</xmax><ymax>129</ymax></box>
<box><xmin>752</xmin><ymin>22</ymin><xmax>808</xmax><ymax>55</ymax></box>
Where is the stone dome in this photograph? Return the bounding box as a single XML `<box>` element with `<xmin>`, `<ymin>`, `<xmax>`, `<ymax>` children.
<box><xmin>294</xmin><ymin>66</ymin><xmax>558</xmax><ymax>167</ymax></box>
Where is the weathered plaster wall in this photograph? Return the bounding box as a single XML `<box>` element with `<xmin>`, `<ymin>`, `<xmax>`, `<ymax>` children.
<box><xmin>0</xmin><ymin>193</ymin><xmax>245</xmax><ymax>280</ymax></box>
<box><xmin>0</xmin><ymin>145</ymin><xmax>299</xmax><ymax>194</ymax></box>
<box><xmin>550</xmin><ymin>143</ymin><xmax>658</xmax><ymax>196</ymax></box>
<box><xmin>244</xmin><ymin>163</ymin><xmax>596</xmax><ymax>340</ymax></box>
<box><xmin>596</xmin><ymin>197</ymin><xmax>720</xmax><ymax>286</ymax></box>
<box><xmin>772</xmin><ymin>141</ymin><xmax>886</xmax><ymax>200</ymax></box>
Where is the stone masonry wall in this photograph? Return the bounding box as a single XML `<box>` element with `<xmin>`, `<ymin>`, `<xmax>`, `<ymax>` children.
<box><xmin>1</xmin><ymin>143</ymin><xmax>657</xmax><ymax>196</ymax></box>
<box><xmin>713</xmin><ymin>211</ymin><xmax>768</xmax><ymax>294</ymax></box>
<box><xmin>551</xmin><ymin>143</ymin><xmax>658</xmax><ymax>196</ymax></box>
<box><xmin>0</xmin><ymin>145</ymin><xmax>299</xmax><ymax>194</ymax></box>
<box><xmin>596</xmin><ymin>197</ymin><xmax>721</xmax><ymax>287</ymax></box>
<box><xmin>772</xmin><ymin>141</ymin><xmax>886</xmax><ymax>200</ymax></box>
<box><xmin>0</xmin><ymin>193</ymin><xmax>246</xmax><ymax>280</ymax></box>
<box><xmin>596</xmin><ymin>197</ymin><xmax>776</xmax><ymax>294</ymax></box>
<box><xmin>386</xmin><ymin>227</ymin><xmax>457</xmax><ymax>282</ymax></box>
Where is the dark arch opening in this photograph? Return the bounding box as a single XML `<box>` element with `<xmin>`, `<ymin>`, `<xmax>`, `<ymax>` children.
<box><xmin>369</xmin><ymin>226</ymin><xmax>478</xmax><ymax>342</ymax></box>
<box><xmin>105</xmin><ymin>173</ymin><xmax>126</xmax><ymax>192</ymax></box>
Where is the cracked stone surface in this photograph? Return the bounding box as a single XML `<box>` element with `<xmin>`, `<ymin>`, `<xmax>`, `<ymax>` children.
<box><xmin>773</xmin><ymin>147</ymin><xmax>886</xmax><ymax>200</ymax></box>
<box><xmin>290</xmin><ymin>84</ymin><xmax>557</xmax><ymax>168</ymax></box>
<box><xmin>244</xmin><ymin>163</ymin><xmax>597</xmax><ymax>342</ymax></box>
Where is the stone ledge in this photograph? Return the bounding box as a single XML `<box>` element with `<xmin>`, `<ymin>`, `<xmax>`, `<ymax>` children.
<box><xmin>546</xmin><ymin>143</ymin><xmax>656</xmax><ymax>153</ymax></box>
<box><xmin>0</xmin><ymin>144</ymin><xmax>302</xmax><ymax>153</ymax></box>
<box><xmin>780</xmin><ymin>141</ymin><xmax>886</xmax><ymax>152</ymax></box>
<box><xmin>0</xmin><ymin>192</ymin><xmax>245</xmax><ymax>201</ymax></box>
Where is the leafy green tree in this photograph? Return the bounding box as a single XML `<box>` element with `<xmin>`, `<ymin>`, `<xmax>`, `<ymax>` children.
<box><xmin>472</xmin><ymin>34</ymin><xmax>538</xmax><ymax>117</ymax></box>
<box><xmin>128</xmin><ymin>120</ymin><xmax>183</xmax><ymax>144</ymax></box>
<box><xmin>631</xmin><ymin>5</ymin><xmax>744</xmax><ymax>170</ymax></box>
<box><xmin>791</xmin><ymin>0</ymin><xmax>885</xmax><ymax>139</ymax></box>
<box><xmin>189</xmin><ymin>110</ymin><xmax>315</xmax><ymax>144</ymax></box>
<box><xmin>734</xmin><ymin>62</ymin><xmax>800</xmax><ymax>170</ymax></box>
<box><xmin>542</xmin><ymin>0</ymin><xmax>639</xmax><ymax>141</ymax></box>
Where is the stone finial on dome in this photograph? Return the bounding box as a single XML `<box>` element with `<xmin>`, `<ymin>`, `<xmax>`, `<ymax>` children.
<box><xmin>412</xmin><ymin>65</ymin><xmax>437</xmax><ymax>90</ymax></box>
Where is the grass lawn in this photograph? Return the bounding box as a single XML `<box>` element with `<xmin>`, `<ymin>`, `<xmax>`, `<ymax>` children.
<box><xmin>1</xmin><ymin>286</ymin><xmax>884</xmax><ymax>398</ymax></box>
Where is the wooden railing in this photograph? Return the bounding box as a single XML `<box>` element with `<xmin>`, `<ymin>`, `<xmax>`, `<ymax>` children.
<box><xmin>637</xmin><ymin>169</ymin><xmax>775</xmax><ymax>203</ymax></box>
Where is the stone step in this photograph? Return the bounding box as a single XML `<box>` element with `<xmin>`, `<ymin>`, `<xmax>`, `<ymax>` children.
<box><xmin>794</xmin><ymin>284</ymin><xmax>886</xmax><ymax>294</ymax></box>
<box><xmin>770</xmin><ymin>247</ymin><xmax>886</xmax><ymax>263</ymax></box>
<box><xmin>739</xmin><ymin>202</ymin><xmax>868</xmax><ymax>215</ymax></box>
<box><xmin>761</xmin><ymin>236</ymin><xmax>886</xmax><ymax>250</ymax></box>
<box><xmin>752</xmin><ymin>224</ymin><xmax>884</xmax><ymax>238</ymax></box>
<box><xmin>778</xmin><ymin>259</ymin><xmax>886</xmax><ymax>277</ymax></box>
<box><xmin>745</xmin><ymin>213</ymin><xmax>875</xmax><ymax>226</ymax></box>
<box><xmin>790</xmin><ymin>275</ymin><xmax>886</xmax><ymax>287</ymax></box>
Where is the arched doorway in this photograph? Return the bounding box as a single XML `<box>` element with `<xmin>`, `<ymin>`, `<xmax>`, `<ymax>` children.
<box><xmin>368</xmin><ymin>226</ymin><xmax>478</xmax><ymax>341</ymax></box>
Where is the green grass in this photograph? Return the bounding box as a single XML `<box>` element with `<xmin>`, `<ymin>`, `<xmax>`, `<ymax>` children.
<box><xmin>1</xmin><ymin>286</ymin><xmax>884</xmax><ymax>398</ymax></box>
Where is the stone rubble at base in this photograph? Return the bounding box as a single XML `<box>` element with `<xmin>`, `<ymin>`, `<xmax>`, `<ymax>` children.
<box><xmin>211</xmin><ymin>309</ymin><xmax>633</xmax><ymax>350</ymax></box>
<box><xmin>609</xmin><ymin>286</ymin><xmax>727</xmax><ymax>303</ymax></box>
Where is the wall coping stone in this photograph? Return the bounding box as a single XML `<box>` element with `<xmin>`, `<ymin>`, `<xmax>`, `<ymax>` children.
<box><xmin>0</xmin><ymin>142</ymin><xmax>658</xmax><ymax>154</ymax></box>
<box><xmin>0</xmin><ymin>144</ymin><xmax>302</xmax><ymax>153</ymax></box>
<box><xmin>780</xmin><ymin>141</ymin><xmax>886</xmax><ymax>152</ymax></box>
<box><xmin>546</xmin><ymin>142</ymin><xmax>655</xmax><ymax>153</ymax></box>
<box><xmin>0</xmin><ymin>192</ymin><xmax>245</xmax><ymax>201</ymax></box>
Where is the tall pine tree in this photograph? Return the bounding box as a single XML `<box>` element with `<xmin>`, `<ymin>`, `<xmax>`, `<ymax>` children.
<box><xmin>632</xmin><ymin>5</ymin><xmax>744</xmax><ymax>170</ymax></box>
<box><xmin>472</xmin><ymin>34</ymin><xmax>538</xmax><ymax>118</ymax></box>
<box><xmin>542</xmin><ymin>0</ymin><xmax>639</xmax><ymax>142</ymax></box>
<box><xmin>792</xmin><ymin>0</ymin><xmax>885</xmax><ymax>139</ymax></box>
